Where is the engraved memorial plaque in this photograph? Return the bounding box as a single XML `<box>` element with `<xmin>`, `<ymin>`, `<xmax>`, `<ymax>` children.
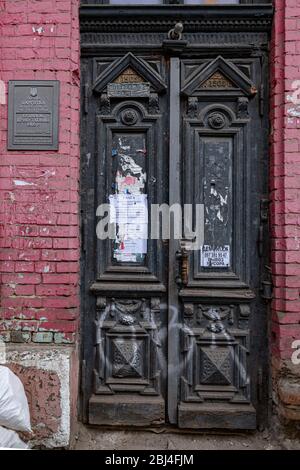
<box><xmin>8</xmin><ymin>80</ymin><xmax>59</xmax><ymax>150</ymax></box>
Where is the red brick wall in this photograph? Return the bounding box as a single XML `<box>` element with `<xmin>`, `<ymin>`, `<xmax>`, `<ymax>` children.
<box><xmin>0</xmin><ymin>0</ymin><xmax>299</xmax><ymax>439</ymax></box>
<box><xmin>0</xmin><ymin>0</ymin><xmax>80</xmax><ymax>346</ymax></box>
<box><xmin>270</xmin><ymin>0</ymin><xmax>300</xmax><ymax>422</ymax></box>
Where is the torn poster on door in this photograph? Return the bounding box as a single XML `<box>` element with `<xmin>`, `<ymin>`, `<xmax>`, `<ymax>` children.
<box><xmin>114</xmin><ymin>238</ymin><xmax>147</xmax><ymax>258</ymax></box>
<box><xmin>201</xmin><ymin>245</ymin><xmax>230</xmax><ymax>268</ymax></box>
<box><xmin>109</xmin><ymin>194</ymin><xmax>148</xmax><ymax>224</ymax></box>
<box><xmin>116</xmin><ymin>172</ymin><xmax>146</xmax><ymax>194</ymax></box>
<box><xmin>109</xmin><ymin>194</ymin><xmax>148</xmax><ymax>261</ymax></box>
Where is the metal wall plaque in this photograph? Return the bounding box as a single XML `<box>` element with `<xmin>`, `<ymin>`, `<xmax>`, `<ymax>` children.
<box><xmin>107</xmin><ymin>82</ymin><xmax>150</xmax><ymax>98</ymax></box>
<box><xmin>8</xmin><ymin>80</ymin><xmax>59</xmax><ymax>150</ymax></box>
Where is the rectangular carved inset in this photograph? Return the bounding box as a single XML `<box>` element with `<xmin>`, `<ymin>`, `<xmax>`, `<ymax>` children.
<box><xmin>93</xmin><ymin>297</ymin><xmax>162</xmax><ymax>396</ymax></box>
<box><xmin>200</xmin><ymin>346</ymin><xmax>234</xmax><ymax>386</ymax></box>
<box><xmin>112</xmin><ymin>338</ymin><xmax>145</xmax><ymax>378</ymax></box>
<box><xmin>111</xmin><ymin>132</ymin><xmax>148</xmax><ymax>265</ymax></box>
<box><xmin>199</xmin><ymin>137</ymin><xmax>233</xmax><ymax>270</ymax></box>
<box><xmin>181</xmin><ymin>302</ymin><xmax>251</xmax><ymax>404</ymax></box>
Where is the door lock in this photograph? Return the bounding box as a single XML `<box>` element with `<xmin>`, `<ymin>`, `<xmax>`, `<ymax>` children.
<box><xmin>175</xmin><ymin>240</ymin><xmax>191</xmax><ymax>287</ymax></box>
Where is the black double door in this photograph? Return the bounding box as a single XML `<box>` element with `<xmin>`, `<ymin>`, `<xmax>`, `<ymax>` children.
<box><xmin>81</xmin><ymin>44</ymin><xmax>270</xmax><ymax>429</ymax></box>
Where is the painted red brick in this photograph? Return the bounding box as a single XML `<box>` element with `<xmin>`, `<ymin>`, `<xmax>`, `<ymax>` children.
<box><xmin>270</xmin><ymin>0</ymin><xmax>300</xmax><ymax>422</ymax></box>
<box><xmin>0</xmin><ymin>0</ymin><xmax>80</xmax><ymax>342</ymax></box>
<box><xmin>0</xmin><ymin>0</ymin><xmax>299</xmax><ymax>434</ymax></box>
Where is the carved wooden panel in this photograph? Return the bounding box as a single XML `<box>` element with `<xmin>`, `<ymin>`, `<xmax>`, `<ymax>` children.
<box><xmin>94</xmin><ymin>296</ymin><xmax>163</xmax><ymax>396</ymax></box>
<box><xmin>200</xmin><ymin>71</ymin><xmax>235</xmax><ymax>89</ymax></box>
<box><xmin>182</xmin><ymin>56</ymin><xmax>257</xmax><ymax>97</ymax></box>
<box><xmin>93</xmin><ymin>53</ymin><xmax>167</xmax><ymax>95</ymax></box>
<box><xmin>180</xmin><ymin>55</ymin><xmax>261</xmax><ymax>289</ymax></box>
<box><xmin>111</xmin><ymin>131</ymin><xmax>147</xmax><ymax>265</ymax></box>
<box><xmin>81</xmin><ymin>45</ymin><xmax>269</xmax><ymax>429</ymax></box>
<box><xmin>181</xmin><ymin>302</ymin><xmax>251</xmax><ymax>403</ymax></box>
<box><xmin>112</xmin><ymin>338</ymin><xmax>145</xmax><ymax>378</ymax></box>
<box><xmin>184</xmin><ymin>103</ymin><xmax>250</xmax><ymax>286</ymax></box>
<box><xmin>96</xmin><ymin>99</ymin><xmax>166</xmax><ymax>282</ymax></box>
<box><xmin>93</xmin><ymin>53</ymin><xmax>167</xmax><ymax>283</ymax></box>
<box><xmin>176</xmin><ymin>52</ymin><xmax>268</xmax><ymax>429</ymax></box>
<box><xmin>113</xmin><ymin>67</ymin><xmax>145</xmax><ymax>84</ymax></box>
<box><xmin>200</xmin><ymin>136</ymin><xmax>232</xmax><ymax>270</ymax></box>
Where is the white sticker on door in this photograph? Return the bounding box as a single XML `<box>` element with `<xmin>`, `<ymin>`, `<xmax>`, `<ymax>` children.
<box><xmin>201</xmin><ymin>245</ymin><xmax>230</xmax><ymax>268</ymax></box>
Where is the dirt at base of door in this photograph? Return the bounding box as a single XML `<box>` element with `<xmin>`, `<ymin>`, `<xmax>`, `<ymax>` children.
<box><xmin>72</xmin><ymin>423</ymin><xmax>287</xmax><ymax>450</ymax></box>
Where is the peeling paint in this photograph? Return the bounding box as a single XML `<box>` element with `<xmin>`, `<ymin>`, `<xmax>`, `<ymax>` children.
<box><xmin>208</xmin><ymin>183</ymin><xmax>229</xmax><ymax>226</ymax></box>
<box><xmin>37</xmin><ymin>170</ymin><xmax>56</xmax><ymax>178</ymax></box>
<box><xmin>13</xmin><ymin>180</ymin><xmax>36</xmax><ymax>187</ymax></box>
<box><xmin>86</xmin><ymin>153</ymin><xmax>91</xmax><ymax>167</ymax></box>
<box><xmin>202</xmin><ymin>140</ymin><xmax>232</xmax><ymax>267</ymax></box>
<box><xmin>287</xmin><ymin>107</ymin><xmax>300</xmax><ymax>117</ymax></box>
<box><xmin>116</xmin><ymin>172</ymin><xmax>145</xmax><ymax>194</ymax></box>
<box><xmin>32</xmin><ymin>26</ymin><xmax>45</xmax><ymax>35</ymax></box>
<box><xmin>288</xmin><ymin>81</ymin><xmax>300</xmax><ymax>105</ymax></box>
<box><xmin>119</xmin><ymin>155</ymin><xmax>146</xmax><ymax>182</ymax></box>
<box><xmin>0</xmin><ymin>80</ymin><xmax>6</xmax><ymax>105</ymax></box>
<box><xmin>6</xmin><ymin>347</ymin><xmax>72</xmax><ymax>449</ymax></box>
<box><xmin>110</xmin><ymin>134</ymin><xmax>148</xmax><ymax>264</ymax></box>
<box><xmin>8</xmin><ymin>192</ymin><xmax>16</xmax><ymax>202</ymax></box>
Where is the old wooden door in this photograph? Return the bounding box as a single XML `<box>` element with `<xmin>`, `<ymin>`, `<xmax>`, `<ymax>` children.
<box><xmin>80</xmin><ymin>3</ymin><xmax>272</xmax><ymax>430</ymax></box>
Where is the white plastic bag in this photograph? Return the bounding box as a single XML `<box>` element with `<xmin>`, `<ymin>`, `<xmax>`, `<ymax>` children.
<box><xmin>0</xmin><ymin>365</ymin><xmax>31</xmax><ymax>432</ymax></box>
<box><xmin>0</xmin><ymin>425</ymin><xmax>28</xmax><ymax>449</ymax></box>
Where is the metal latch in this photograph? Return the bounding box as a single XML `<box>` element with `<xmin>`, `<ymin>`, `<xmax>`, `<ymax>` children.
<box><xmin>175</xmin><ymin>239</ymin><xmax>193</xmax><ymax>287</ymax></box>
<box><xmin>258</xmin><ymin>198</ymin><xmax>269</xmax><ymax>257</ymax></box>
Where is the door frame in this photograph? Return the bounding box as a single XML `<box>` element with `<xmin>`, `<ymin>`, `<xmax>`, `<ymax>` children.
<box><xmin>79</xmin><ymin>2</ymin><xmax>273</xmax><ymax>429</ymax></box>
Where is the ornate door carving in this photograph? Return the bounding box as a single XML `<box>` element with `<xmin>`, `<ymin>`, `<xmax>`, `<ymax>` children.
<box><xmin>177</xmin><ymin>55</ymin><xmax>268</xmax><ymax>428</ymax></box>
<box><xmin>80</xmin><ymin>4</ymin><xmax>271</xmax><ymax>429</ymax></box>
<box><xmin>82</xmin><ymin>52</ymin><xmax>169</xmax><ymax>426</ymax></box>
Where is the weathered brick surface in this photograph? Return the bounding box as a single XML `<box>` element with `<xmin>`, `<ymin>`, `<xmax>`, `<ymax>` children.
<box><xmin>8</xmin><ymin>362</ymin><xmax>61</xmax><ymax>440</ymax></box>
<box><xmin>270</xmin><ymin>0</ymin><xmax>300</xmax><ymax>420</ymax></box>
<box><xmin>0</xmin><ymin>0</ymin><xmax>80</xmax><ymax>343</ymax></box>
<box><xmin>0</xmin><ymin>0</ymin><xmax>299</xmax><ymax>437</ymax></box>
<box><xmin>5</xmin><ymin>344</ymin><xmax>74</xmax><ymax>447</ymax></box>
